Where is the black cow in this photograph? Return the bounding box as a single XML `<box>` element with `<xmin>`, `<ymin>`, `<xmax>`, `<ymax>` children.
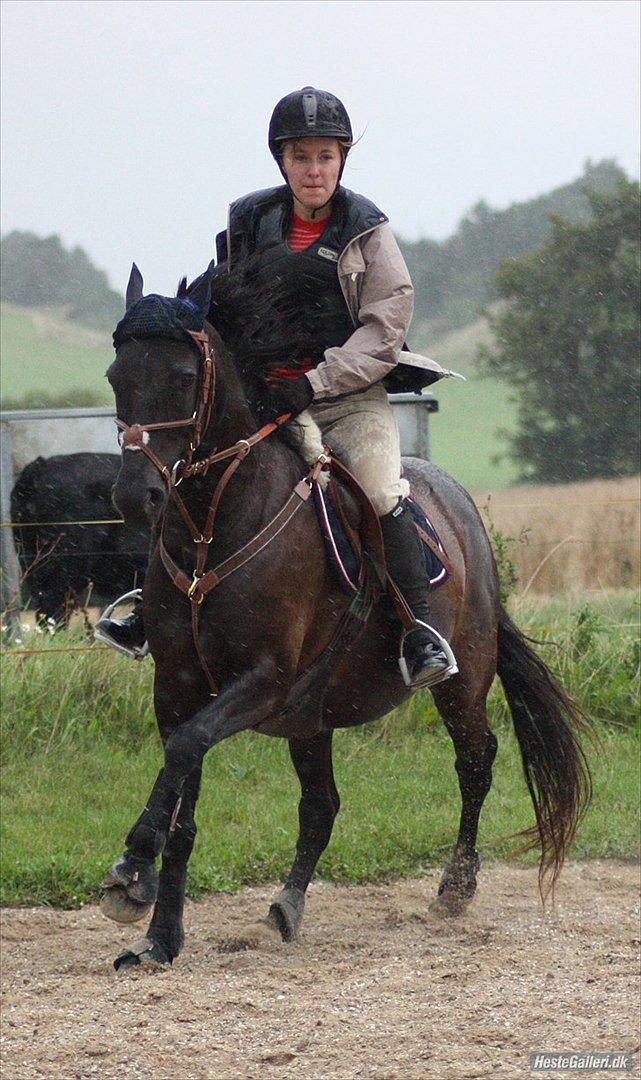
<box><xmin>11</xmin><ymin>452</ymin><xmax>149</xmax><ymax>625</ymax></box>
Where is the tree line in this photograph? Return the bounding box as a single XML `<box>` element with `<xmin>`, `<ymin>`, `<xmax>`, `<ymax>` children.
<box><xmin>1</xmin><ymin>160</ymin><xmax>638</xmax><ymax>483</ymax></box>
<box><xmin>398</xmin><ymin>159</ymin><xmax>626</xmax><ymax>333</ymax></box>
<box><xmin>0</xmin><ymin>231</ymin><xmax>123</xmax><ymax>329</ymax></box>
<box><xmin>1</xmin><ymin>160</ymin><xmax>623</xmax><ymax>334</ymax></box>
<box><xmin>480</xmin><ymin>175</ymin><xmax>640</xmax><ymax>482</ymax></box>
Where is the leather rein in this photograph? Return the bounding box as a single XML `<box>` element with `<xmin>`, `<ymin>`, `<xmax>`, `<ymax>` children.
<box><xmin>115</xmin><ymin>328</ymin><xmax>328</xmax><ymax>695</ymax></box>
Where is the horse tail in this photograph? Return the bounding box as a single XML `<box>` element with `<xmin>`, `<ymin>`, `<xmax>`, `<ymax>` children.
<box><xmin>496</xmin><ymin>606</ymin><xmax>592</xmax><ymax>900</ymax></box>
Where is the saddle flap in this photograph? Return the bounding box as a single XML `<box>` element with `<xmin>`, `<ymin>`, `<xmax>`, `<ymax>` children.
<box><xmin>313</xmin><ymin>482</ymin><xmax>363</xmax><ymax>594</ymax></box>
<box><xmin>312</xmin><ymin>457</ymin><xmax>453</xmax><ymax>597</ymax></box>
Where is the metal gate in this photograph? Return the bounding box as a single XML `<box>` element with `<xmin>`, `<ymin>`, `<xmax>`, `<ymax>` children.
<box><xmin>0</xmin><ymin>393</ymin><xmax>437</xmax><ymax>625</ymax></box>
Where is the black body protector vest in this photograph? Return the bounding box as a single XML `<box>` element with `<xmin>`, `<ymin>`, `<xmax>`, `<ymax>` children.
<box><xmin>215</xmin><ymin>186</ymin><xmax>388</xmax><ymax>364</ymax></box>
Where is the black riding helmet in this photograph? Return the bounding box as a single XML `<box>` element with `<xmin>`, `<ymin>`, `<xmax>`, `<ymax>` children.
<box><xmin>268</xmin><ymin>86</ymin><xmax>353</xmax><ymax>184</ymax></box>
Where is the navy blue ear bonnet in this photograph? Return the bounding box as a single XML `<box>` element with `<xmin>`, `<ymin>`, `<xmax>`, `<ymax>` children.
<box><xmin>112</xmin><ymin>295</ymin><xmax>205</xmax><ymax>351</ymax></box>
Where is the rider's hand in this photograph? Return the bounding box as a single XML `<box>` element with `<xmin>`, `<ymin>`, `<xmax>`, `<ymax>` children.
<box><xmin>268</xmin><ymin>375</ymin><xmax>314</xmax><ymax>421</ymax></box>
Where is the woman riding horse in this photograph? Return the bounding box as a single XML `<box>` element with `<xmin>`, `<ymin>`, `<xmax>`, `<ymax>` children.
<box><xmin>97</xmin><ymin>86</ymin><xmax>455</xmax><ymax>688</ymax></box>
<box><xmin>97</xmin><ymin>101</ymin><xmax>590</xmax><ymax>967</ymax></box>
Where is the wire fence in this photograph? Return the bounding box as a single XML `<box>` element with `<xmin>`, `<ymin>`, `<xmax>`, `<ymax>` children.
<box><xmin>3</xmin><ymin>623</ymin><xmax>639</xmax><ymax>659</ymax></box>
<box><xmin>1</xmin><ymin>495</ymin><xmax>639</xmax><ymax>532</ymax></box>
<box><xmin>1</xmin><ymin>644</ymin><xmax>109</xmax><ymax>656</ymax></box>
<box><xmin>2</xmin><ymin>518</ymin><xmax>123</xmax><ymax>528</ymax></box>
<box><xmin>3</xmin><ymin>538</ymin><xmax>639</xmax><ymax>561</ymax></box>
<box><xmin>1</xmin><ymin>495</ymin><xmax>638</xmax><ymax>659</ymax></box>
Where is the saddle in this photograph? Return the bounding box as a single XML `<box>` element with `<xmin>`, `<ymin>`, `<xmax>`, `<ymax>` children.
<box><xmin>314</xmin><ymin>457</ymin><xmax>453</xmax><ymax>604</ymax></box>
<box><xmin>314</xmin><ymin>481</ymin><xmax>452</xmax><ymax>596</ymax></box>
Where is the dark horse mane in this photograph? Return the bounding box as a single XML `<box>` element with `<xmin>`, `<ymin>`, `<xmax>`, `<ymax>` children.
<box><xmin>177</xmin><ymin>256</ymin><xmax>326</xmax><ymax>429</ymax></box>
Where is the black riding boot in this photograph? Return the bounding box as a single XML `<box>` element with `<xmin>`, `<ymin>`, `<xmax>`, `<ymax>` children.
<box><xmin>94</xmin><ymin>594</ymin><xmax>148</xmax><ymax>659</ymax></box>
<box><xmin>379</xmin><ymin>499</ymin><xmax>455</xmax><ymax>689</ymax></box>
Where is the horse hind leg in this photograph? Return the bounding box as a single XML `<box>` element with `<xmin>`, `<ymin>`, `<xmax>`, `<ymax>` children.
<box><xmin>266</xmin><ymin>730</ymin><xmax>339</xmax><ymax>942</ymax></box>
<box><xmin>430</xmin><ymin>680</ymin><xmax>498</xmax><ymax>916</ymax></box>
<box><xmin>110</xmin><ymin>766</ymin><xmax>202</xmax><ymax>970</ymax></box>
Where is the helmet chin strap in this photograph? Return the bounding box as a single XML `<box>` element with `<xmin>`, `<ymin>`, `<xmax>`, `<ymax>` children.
<box><xmin>309</xmin><ymin>193</ymin><xmax>335</xmax><ymax>220</ymax></box>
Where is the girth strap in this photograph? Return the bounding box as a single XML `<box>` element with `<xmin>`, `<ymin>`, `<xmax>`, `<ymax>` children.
<box><xmin>413</xmin><ymin>521</ymin><xmax>455</xmax><ymax>580</ymax></box>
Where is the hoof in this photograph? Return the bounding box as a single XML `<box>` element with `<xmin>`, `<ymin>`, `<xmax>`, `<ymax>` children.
<box><xmin>100</xmin><ymin>885</ymin><xmax>153</xmax><ymax>925</ymax></box>
<box><xmin>267</xmin><ymin>886</ymin><xmax>305</xmax><ymax>942</ymax></box>
<box><xmin>114</xmin><ymin>935</ymin><xmax>172</xmax><ymax>972</ymax></box>
<box><xmin>432</xmin><ymin>850</ymin><xmax>480</xmax><ymax>917</ymax></box>
<box><xmin>100</xmin><ymin>853</ymin><xmax>158</xmax><ymax>924</ymax></box>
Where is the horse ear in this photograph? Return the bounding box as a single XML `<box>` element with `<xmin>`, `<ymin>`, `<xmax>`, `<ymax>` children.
<box><xmin>186</xmin><ymin>259</ymin><xmax>216</xmax><ymax>317</ymax></box>
<box><xmin>125</xmin><ymin>263</ymin><xmax>144</xmax><ymax>310</ymax></box>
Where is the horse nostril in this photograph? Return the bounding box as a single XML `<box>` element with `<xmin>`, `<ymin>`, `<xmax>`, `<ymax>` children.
<box><xmin>147</xmin><ymin>488</ymin><xmax>165</xmax><ymax>510</ymax></box>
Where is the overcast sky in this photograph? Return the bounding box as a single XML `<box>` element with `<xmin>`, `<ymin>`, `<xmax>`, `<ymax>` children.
<box><xmin>1</xmin><ymin>0</ymin><xmax>639</xmax><ymax>294</ymax></box>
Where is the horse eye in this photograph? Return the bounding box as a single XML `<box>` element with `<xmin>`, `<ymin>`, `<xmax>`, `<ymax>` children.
<box><xmin>176</xmin><ymin>372</ymin><xmax>197</xmax><ymax>389</ymax></box>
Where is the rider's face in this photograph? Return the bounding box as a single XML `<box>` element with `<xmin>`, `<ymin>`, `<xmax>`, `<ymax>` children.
<box><xmin>281</xmin><ymin>138</ymin><xmax>342</xmax><ymax>219</ymax></box>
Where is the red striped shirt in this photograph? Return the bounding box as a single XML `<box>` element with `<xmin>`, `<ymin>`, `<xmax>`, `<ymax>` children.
<box><xmin>287</xmin><ymin>210</ymin><xmax>329</xmax><ymax>251</ymax></box>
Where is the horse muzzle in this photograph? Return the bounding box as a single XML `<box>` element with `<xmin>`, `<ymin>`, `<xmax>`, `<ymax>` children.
<box><xmin>113</xmin><ymin>455</ymin><xmax>168</xmax><ymax>529</ymax></box>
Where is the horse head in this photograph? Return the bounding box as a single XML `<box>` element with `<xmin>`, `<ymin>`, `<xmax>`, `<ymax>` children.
<box><xmin>108</xmin><ymin>262</ymin><xmax>216</xmax><ymax>529</ymax></box>
<box><xmin>109</xmin><ymin>254</ymin><xmax>334</xmax><ymax>530</ymax></box>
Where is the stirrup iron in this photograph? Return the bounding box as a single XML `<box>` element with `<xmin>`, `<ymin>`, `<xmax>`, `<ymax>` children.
<box><xmin>398</xmin><ymin>620</ymin><xmax>458</xmax><ymax>689</ymax></box>
<box><xmin>94</xmin><ymin>589</ymin><xmax>149</xmax><ymax>660</ymax></box>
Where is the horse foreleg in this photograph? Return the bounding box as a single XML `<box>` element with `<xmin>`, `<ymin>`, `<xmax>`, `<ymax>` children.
<box><xmin>101</xmin><ymin>660</ymin><xmax>284</xmax><ymax>933</ymax></box>
<box><xmin>113</xmin><ymin>766</ymin><xmax>202</xmax><ymax>970</ymax></box>
<box><xmin>430</xmin><ymin>682</ymin><xmax>498</xmax><ymax>915</ymax></box>
<box><xmin>267</xmin><ymin>731</ymin><xmax>339</xmax><ymax>941</ymax></box>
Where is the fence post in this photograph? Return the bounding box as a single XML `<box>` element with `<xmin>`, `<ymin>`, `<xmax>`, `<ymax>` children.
<box><xmin>0</xmin><ymin>420</ymin><xmax>22</xmax><ymax>637</ymax></box>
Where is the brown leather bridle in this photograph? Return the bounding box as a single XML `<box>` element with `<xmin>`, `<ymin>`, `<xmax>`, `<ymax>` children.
<box><xmin>113</xmin><ymin>324</ymin><xmax>445</xmax><ymax>699</ymax></box>
<box><xmin>115</xmin><ymin>329</ymin><xmax>293</xmax><ymax>486</ymax></box>
<box><xmin>115</xmin><ymin>329</ymin><xmax>215</xmax><ymax>481</ymax></box>
<box><xmin>114</xmin><ymin>326</ymin><xmax>327</xmax><ymax>694</ymax></box>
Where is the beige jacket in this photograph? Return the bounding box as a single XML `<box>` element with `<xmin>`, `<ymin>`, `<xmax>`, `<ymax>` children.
<box><xmin>306</xmin><ymin>222</ymin><xmax>454</xmax><ymax>400</ymax></box>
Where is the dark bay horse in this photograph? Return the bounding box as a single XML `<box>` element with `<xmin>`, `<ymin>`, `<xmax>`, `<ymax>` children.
<box><xmin>100</xmin><ymin>264</ymin><xmax>590</xmax><ymax>970</ymax></box>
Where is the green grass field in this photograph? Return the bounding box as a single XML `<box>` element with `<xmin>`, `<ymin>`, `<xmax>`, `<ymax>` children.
<box><xmin>1</xmin><ymin>592</ymin><xmax>638</xmax><ymax>907</ymax></box>
<box><xmin>418</xmin><ymin>309</ymin><xmax>520</xmax><ymax>490</ymax></box>
<box><xmin>430</xmin><ymin>372</ymin><xmax>519</xmax><ymax>490</ymax></box>
<box><xmin>0</xmin><ymin>304</ymin><xmax>112</xmax><ymax>406</ymax></box>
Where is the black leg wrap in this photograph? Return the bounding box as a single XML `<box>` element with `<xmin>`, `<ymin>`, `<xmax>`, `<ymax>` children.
<box><xmin>124</xmin><ymin>820</ymin><xmax>165</xmax><ymax>861</ymax></box>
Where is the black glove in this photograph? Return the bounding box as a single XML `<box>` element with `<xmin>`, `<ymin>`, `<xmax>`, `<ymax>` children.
<box><xmin>268</xmin><ymin>375</ymin><xmax>314</xmax><ymax>421</ymax></box>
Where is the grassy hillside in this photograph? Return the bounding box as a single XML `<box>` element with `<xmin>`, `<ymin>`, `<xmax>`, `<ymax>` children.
<box><xmin>0</xmin><ymin>301</ymin><xmax>518</xmax><ymax>488</ymax></box>
<box><xmin>416</xmin><ymin>309</ymin><xmax>519</xmax><ymax>489</ymax></box>
<box><xmin>1</xmin><ymin>230</ymin><xmax>123</xmax><ymax>330</ymax></box>
<box><xmin>0</xmin><ymin>303</ymin><xmax>113</xmax><ymax>407</ymax></box>
<box><xmin>430</xmin><ymin>373</ymin><xmax>518</xmax><ymax>489</ymax></box>
<box><xmin>398</xmin><ymin>159</ymin><xmax>626</xmax><ymax>332</ymax></box>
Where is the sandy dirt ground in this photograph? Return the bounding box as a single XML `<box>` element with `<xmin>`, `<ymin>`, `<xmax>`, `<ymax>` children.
<box><xmin>1</xmin><ymin>861</ymin><xmax>639</xmax><ymax>1079</ymax></box>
